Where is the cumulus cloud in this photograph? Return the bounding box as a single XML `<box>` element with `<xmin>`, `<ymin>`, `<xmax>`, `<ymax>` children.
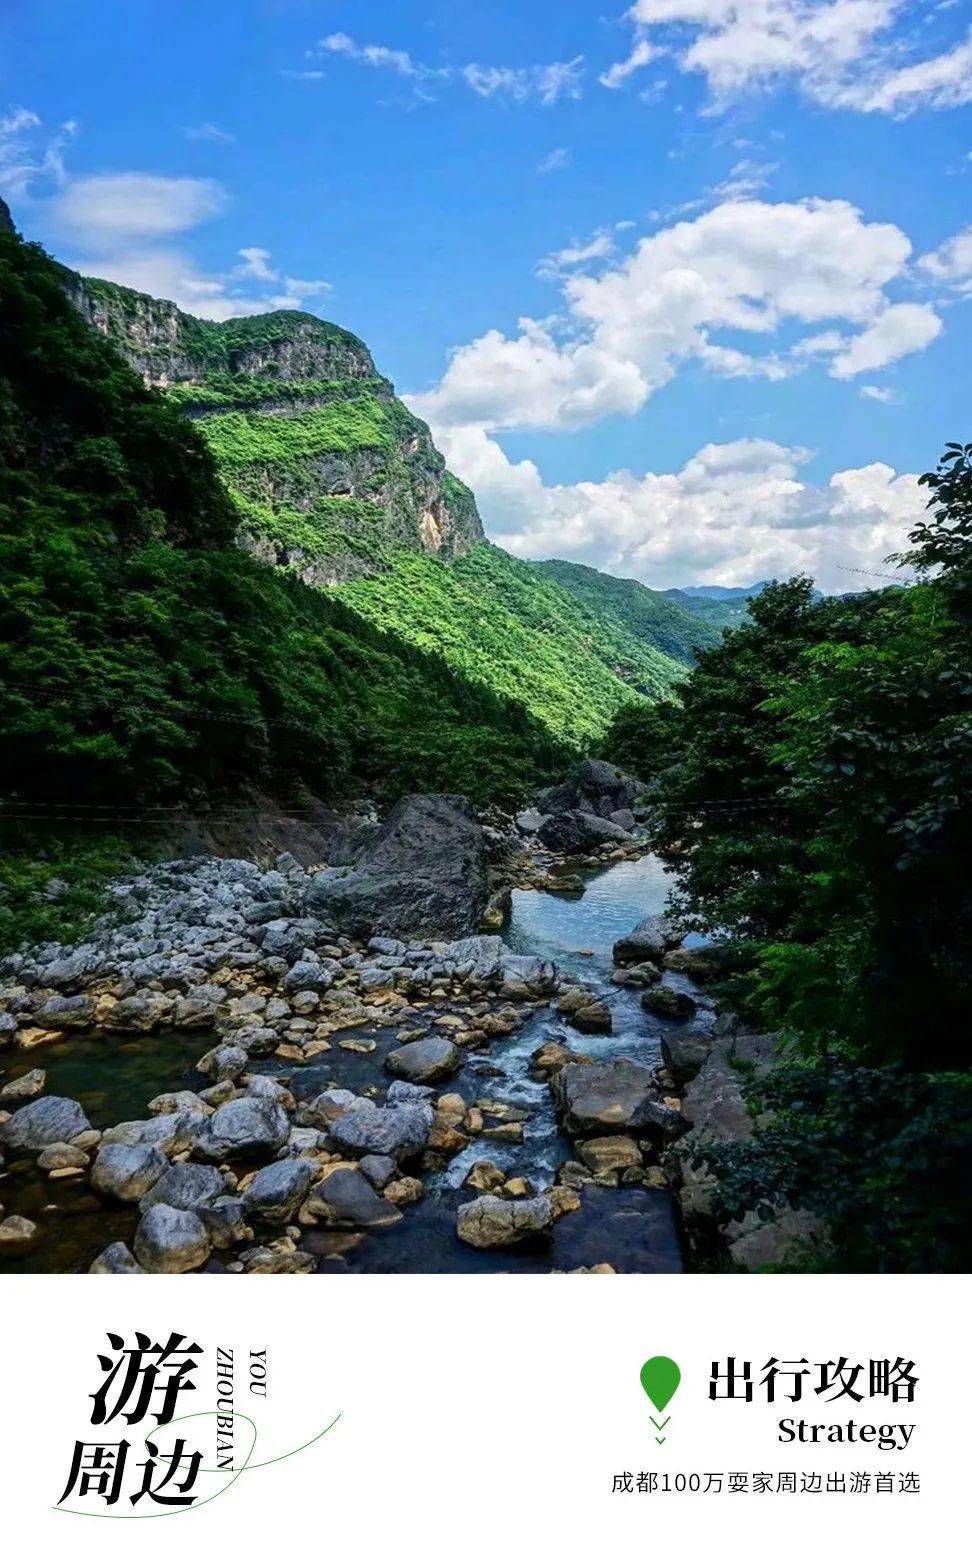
<box><xmin>919</xmin><ymin>223</ymin><xmax>972</xmax><ymax>292</ymax></box>
<box><xmin>601</xmin><ymin>2</ymin><xmax>972</xmax><ymax>116</ymax></box>
<box><xmin>430</xmin><ymin>425</ymin><xmax>925</xmax><ymax>590</ymax></box>
<box><xmin>53</xmin><ymin>172</ymin><xmax>226</xmax><ymax>245</ymax></box>
<box><xmin>413</xmin><ymin>197</ymin><xmax>935</xmax><ymax>435</ymax></box>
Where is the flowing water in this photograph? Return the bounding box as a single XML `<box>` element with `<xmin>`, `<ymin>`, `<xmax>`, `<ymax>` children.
<box><xmin>326</xmin><ymin>852</ymin><xmax>700</xmax><ymax>1274</ymax></box>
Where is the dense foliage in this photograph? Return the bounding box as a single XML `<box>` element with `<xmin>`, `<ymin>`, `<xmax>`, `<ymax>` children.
<box><xmin>0</xmin><ymin>223</ymin><xmax>568</xmax><ymax>842</ymax></box>
<box><xmin>537</xmin><ymin>557</ymin><xmax>721</xmax><ymax>665</ymax></box>
<box><xmin>605</xmin><ymin>446</ymin><xmax>972</xmax><ymax>1268</ymax></box>
<box><xmin>340</xmin><ymin>543</ymin><xmax>686</xmax><ymax>747</ymax></box>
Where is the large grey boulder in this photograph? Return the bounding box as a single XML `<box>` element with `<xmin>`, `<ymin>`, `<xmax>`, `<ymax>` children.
<box><xmin>101</xmin><ymin>1112</ymin><xmax>202</xmax><ymax>1157</ymax></box>
<box><xmin>195</xmin><ymin>1097</ymin><xmax>289</xmax><ymax>1161</ymax></box>
<box><xmin>536</xmin><ymin>810</ymin><xmax>631</xmax><ymax>854</ymax></box>
<box><xmin>304</xmin><ymin>1166</ymin><xmax>403</xmax><ymax>1228</ymax></box>
<box><xmin>305</xmin><ymin>794</ymin><xmax>488</xmax><ymax>939</ymax></box>
<box><xmin>34</xmin><ymin>994</ymin><xmax>94</xmax><ymax>1030</ymax></box>
<box><xmin>613</xmin><ymin>914</ymin><xmax>681</xmax><ymax>966</ymax></box>
<box><xmin>134</xmin><ymin>1204</ymin><xmax>211</xmax><ymax>1273</ymax></box>
<box><xmin>537</xmin><ymin>759</ymin><xmax>647</xmax><ymax>820</ymax></box>
<box><xmin>551</xmin><ymin>1060</ymin><xmax>685</xmax><ymax>1145</ymax></box>
<box><xmin>384</xmin><ymin>1037</ymin><xmax>461</xmax><ymax>1086</ymax></box>
<box><xmin>457</xmin><ymin>1194</ymin><xmax>553</xmax><ymax>1248</ymax></box>
<box><xmin>104</xmin><ymin>993</ymin><xmax>170</xmax><ymax>1032</ymax></box>
<box><xmin>327</xmin><ymin>1098</ymin><xmax>432</xmax><ymax>1162</ymax></box>
<box><xmin>91</xmin><ymin>1144</ymin><xmax>168</xmax><ymax>1202</ymax></box>
<box><xmin>0</xmin><ymin>1095</ymin><xmax>91</xmax><ymax>1153</ymax></box>
<box><xmin>140</xmin><ymin>1162</ymin><xmax>225</xmax><ymax>1213</ymax></box>
<box><xmin>242</xmin><ymin>1159</ymin><xmax>314</xmax><ymax>1223</ymax></box>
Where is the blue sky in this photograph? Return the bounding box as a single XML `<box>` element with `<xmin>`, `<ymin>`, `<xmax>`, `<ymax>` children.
<box><xmin>2</xmin><ymin>0</ymin><xmax>971</xmax><ymax>588</ymax></box>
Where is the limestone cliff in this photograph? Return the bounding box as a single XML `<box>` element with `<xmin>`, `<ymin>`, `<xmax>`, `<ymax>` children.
<box><xmin>65</xmin><ymin>273</ymin><xmax>483</xmax><ymax>581</ymax></box>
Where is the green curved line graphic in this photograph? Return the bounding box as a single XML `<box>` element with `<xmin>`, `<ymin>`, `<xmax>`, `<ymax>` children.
<box><xmin>52</xmin><ymin>1409</ymin><xmax>343</xmax><ymax>1519</ymax></box>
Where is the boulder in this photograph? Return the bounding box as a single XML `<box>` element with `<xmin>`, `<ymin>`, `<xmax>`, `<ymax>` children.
<box><xmin>551</xmin><ymin>1060</ymin><xmax>685</xmax><ymax>1144</ymax></box>
<box><xmin>199</xmin><ymin>1197</ymin><xmax>252</xmax><ymax>1249</ymax></box>
<box><xmin>304</xmin><ymin>1166</ymin><xmax>403</xmax><ymax>1228</ymax></box>
<box><xmin>34</xmin><ymin>994</ymin><xmax>94</xmax><ymax>1030</ymax></box>
<box><xmin>134</xmin><ymin>1204</ymin><xmax>211</xmax><ymax>1273</ymax></box>
<box><xmin>659</xmin><ymin>1025</ymin><xmax>720</xmax><ymax>1084</ymax></box>
<box><xmin>305</xmin><ymin>794</ymin><xmax>489</xmax><ymax>939</ymax></box>
<box><xmin>0</xmin><ymin>1214</ymin><xmax>38</xmax><ymax>1245</ymax></box>
<box><xmin>0</xmin><ymin>1068</ymin><xmax>46</xmax><ymax>1101</ymax></box>
<box><xmin>457</xmin><ymin>1194</ymin><xmax>553</xmax><ymax>1248</ymax></box>
<box><xmin>569</xmin><ymin>1001</ymin><xmax>613</xmax><ymax>1034</ymax></box>
<box><xmin>576</xmin><ymin>1135</ymin><xmax>643</xmax><ymax>1176</ymax></box>
<box><xmin>101</xmin><ymin>1112</ymin><xmax>202</xmax><ymax>1157</ymax></box>
<box><xmin>242</xmin><ymin>1159</ymin><xmax>314</xmax><ymax>1223</ymax></box>
<box><xmin>359</xmin><ymin>1154</ymin><xmax>397</xmax><ymax>1189</ymax></box>
<box><xmin>612</xmin><ymin>914</ymin><xmax>680</xmax><ymax>966</ymax></box>
<box><xmin>327</xmin><ymin>1099</ymin><xmax>432</xmax><ymax>1162</ymax></box>
<box><xmin>384</xmin><ymin>1036</ymin><xmax>461</xmax><ymax>1085</ymax></box>
<box><xmin>536</xmin><ymin>810</ymin><xmax>631</xmax><ymax>854</ymax></box>
<box><xmin>194</xmin><ymin>1098</ymin><xmax>289</xmax><ymax>1161</ymax></box>
<box><xmin>91</xmin><ymin>1143</ymin><xmax>168</xmax><ymax>1202</ymax></box>
<box><xmin>103</xmin><ymin>993</ymin><xmax>169</xmax><ymax>1032</ymax></box>
<box><xmin>140</xmin><ymin>1162</ymin><xmax>225</xmax><ymax>1213</ymax></box>
<box><xmin>89</xmin><ymin>1241</ymin><xmax>143</xmax><ymax>1274</ymax></box>
<box><xmin>536</xmin><ymin>759</ymin><xmax>647</xmax><ymax>820</ymax></box>
<box><xmin>0</xmin><ymin>1095</ymin><xmax>91</xmax><ymax>1153</ymax></box>
<box><xmin>641</xmin><ymin>986</ymin><xmax>697</xmax><ymax>1020</ymax></box>
<box><xmin>662</xmin><ymin>945</ymin><xmax>731</xmax><ymax>983</ymax></box>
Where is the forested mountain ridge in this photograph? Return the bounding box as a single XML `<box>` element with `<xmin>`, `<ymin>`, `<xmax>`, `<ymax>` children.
<box><xmin>63</xmin><ymin>270</ymin><xmax>484</xmax><ymax>585</ymax></box>
<box><xmin>51</xmin><ymin>244</ymin><xmax>705</xmax><ymax>744</ymax></box>
<box><xmin>0</xmin><ymin>202</ymin><xmax>569</xmax><ymax>826</ymax></box>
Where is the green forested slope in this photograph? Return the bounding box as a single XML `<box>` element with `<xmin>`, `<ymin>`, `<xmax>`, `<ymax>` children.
<box><xmin>0</xmin><ymin>215</ymin><xmax>567</xmax><ymax>818</ymax></box>
<box><xmin>536</xmin><ymin>557</ymin><xmax>721</xmax><ymax>665</ymax></box>
<box><xmin>64</xmin><ymin>264</ymin><xmax>695</xmax><ymax>744</ymax></box>
<box><xmin>338</xmin><ymin>543</ymin><xmax>686</xmax><ymax>746</ymax></box>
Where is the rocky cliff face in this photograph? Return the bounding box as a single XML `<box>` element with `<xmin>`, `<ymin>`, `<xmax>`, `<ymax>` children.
<box><xmin>66</xmin><ymin>273</ymin><xmax>483</xmax><ymax>580</ymax></box>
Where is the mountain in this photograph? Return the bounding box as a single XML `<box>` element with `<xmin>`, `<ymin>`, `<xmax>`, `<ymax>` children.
<box><xmin>61</xmin><ymin>263</ymin><xmax>700</xmax><ymax>746</ymax></box>
<box><xmin>0</xmin><ymin>204</ymin><xmax>568</xmax><ymax>815</ymax></box>
<box><xmin>661</xmin><ymin>581</ymin><xmax>769</xmax><ymax>631</ymax></box>
<box><xmin>535</xmin><ymin>558</ymin><xmax>722</xmax><ymax>666</ymax></box>
<box><xmin>65</xmin><ymin>273</ymin><xmax>484</xmax><ymax>585</ymax></box>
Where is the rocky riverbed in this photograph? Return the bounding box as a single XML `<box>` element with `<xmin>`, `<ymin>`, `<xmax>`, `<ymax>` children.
<box><xmin>1</xmin><ymin>787</ymin><xmax>726</xmax><ymax>1272</ymax></box>
<box><xmin>1</xmin><ymin>772</ymin><xmax>812</xmax><ymax>1274</ymax></box>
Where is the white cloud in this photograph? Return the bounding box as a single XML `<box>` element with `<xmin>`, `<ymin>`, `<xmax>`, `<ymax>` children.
<box><xmin>74</xmin><ymin>243</ymin><xmax>330</xmax><ymax>321</ymax></box>
<box><xmin>919</xmin><ymin>223</ymin><xmax>972</xmax><ymax>292</ymax></box>
<box><xmin>462</xmin><ymin>58</ymin><xmax>585</xmax><ymax>104</ymax></box>
<box><xmin>537</xmin><ymin>229</ymin><xmax>615</xmax><ymax>276</ymax></box>
<box><xmin>309</xmin><ymin>32</ymin><xmax>585</xmax><ymax>104</ymax></box>
<box><xmin>413</xmin><ymin>197</ymin><xmax>936</xmax><ymax>434</ymax></box>
<box><xmin>184</xmin><ymin>122</ymin><xmax>235</xmax><ymax>144</ymax></box>
<box><xmin>538</xmin><ymin>146</ymin><xmax>571</xmax><ymax>173</ymax></box>
<box><xmin>602</xmin><ymin>2</ymin><xmax>972</xmax><ymax>116</ymax></box>
<box><xmin>54</xmin><ymin>173</ymin><xmax>225</xmax><ymax>245</ymax></box>
<box><xmin>860</xmin><ymin>383</ymin><xmax>900</xmax><ymax>401</ymax></box>
<box><xmin>319</xmin><ymin>32</ymin><xmax>421</xmax><ymax>77</ymax></box>
<box><xmin>430</xmin><ymin>424</ymin><xmax>924</xmax><ymax>590</ymax></box>
<box><xmin>600</xmin><ymin>38</ymin><xmax>662</xmax><ymax>88</ymax></box>
<box><xmin>825</xmin><ymin>28</ymin><xmax>972</xmax><ymax>112</ymax></box>
<box><xmin>827</xmin><ymin>301</ymin><xmax>942</xmax><ymax>377</ymax></box>
<box><xmin>0</xmin><ymin>105</ymin><xmax>74</xmax><ymax>198</ymax></box>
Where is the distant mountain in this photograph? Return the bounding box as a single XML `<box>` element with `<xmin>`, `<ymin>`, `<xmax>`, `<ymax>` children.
<box><xmin>675</xmin><ymin>582</ymin><xmax>769</xmax><ymax>600</ymax></box>
<box><xmin>535</xmin><ymin>558</ymin><xmax>722</xmax><ymax>666</ymax></box>
<box><xmin>662</xmin><ymin>581</ymin><xmax>769</xmax><ymax>631</ymax></box>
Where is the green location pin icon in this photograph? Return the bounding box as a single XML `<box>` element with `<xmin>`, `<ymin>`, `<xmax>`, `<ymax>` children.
<box><xmin>640</xmin><ymin>1357</ymin><xmax>681</xmax><ymax>1442</ymax></box>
